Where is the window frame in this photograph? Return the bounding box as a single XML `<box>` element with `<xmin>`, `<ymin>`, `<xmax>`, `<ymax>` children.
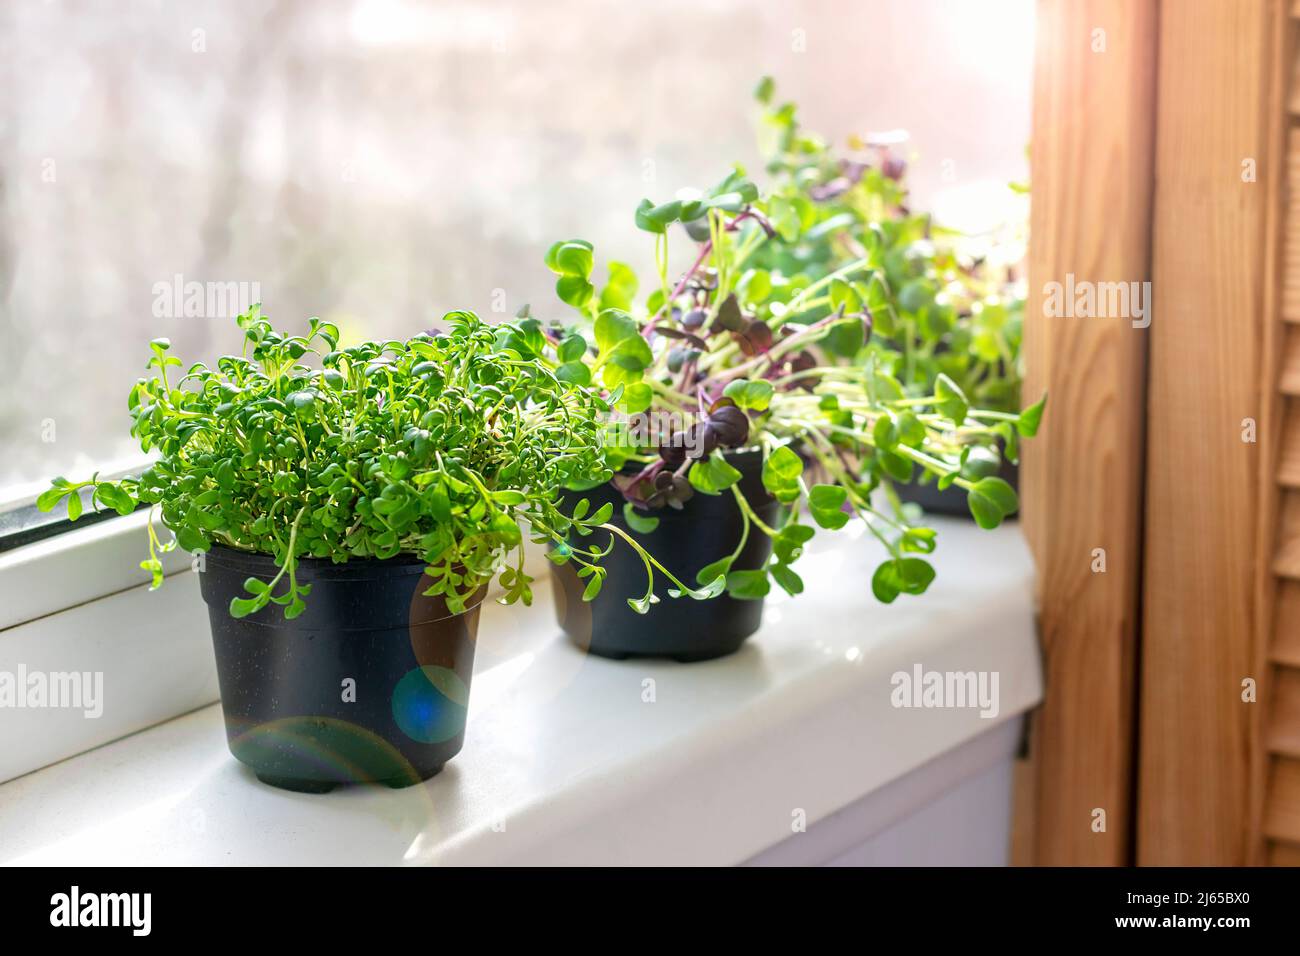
<box><xmin>0</xmin><ymin>507</ymin><xmax>192</xmax><ymax>632</ymax></box>
<box><xmin>0</xmin><ymin>507</ymin><xmax>217</xmax><ymax>784</ymax></box>
<box><xmin>0</xmin><ymin>456</ymin><xmax>154</xmax><ymax>555</ymax></box>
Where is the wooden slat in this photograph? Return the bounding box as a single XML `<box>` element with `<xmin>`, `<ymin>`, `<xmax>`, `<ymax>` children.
<box><xmin>1269</xmin><ymin>840</ymin><xmax>1300</xmax><ymax>864</ymax></box>
<box><xmin>1274</xmin><ymin>492</ymin><xmax>1300</xmax><ymax>578</ymax></box>
<box><xmin>1020</xmin><ymin>0</ymin><xmax>1155</xmax><ymax>866</ymax></box>
<box><xmin>1280</xmin><ymin>332</ymin><xmax>1300</xmax><ymax>394</ymax></box>
<box><xmin>1283</xmin><ymin>125</ymin><xmax>1300</xmax><ymax>320</ymax></box>
<box><xmin>1274</xmin><ymin>583</ymin><xmax>1300</xmax><ymax>666</ymax></box>
<box><xmin>1269</xmin><ymin>667</ymin><xmax>1300</xmax><ymax>757</ymax></box>
<box><xmin>1139</xmin><ymin>0</ymin><xmax>1273</xmax><ymax>866</ymax></box>
<box><xmin>1277</xmin><ymin>538</ymin><xmax>1300</xmax><ymax>579</ymax></box>
<box><xmin>1291</xmin><ymin>53</ymin><xmax>1300</xmax><ymax>113</ymax></box>
<box><xmin>1263</xmin><ymin>757</ymin><xmax>1300</xmax><ymax>843</ymax></box>
<box><xmin>1280</xmin><ymin>402</ymin><xmax>1300</xmax><ymax>485</ymax></box>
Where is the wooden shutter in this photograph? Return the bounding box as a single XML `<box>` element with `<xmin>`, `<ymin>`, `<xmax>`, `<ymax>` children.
<box><xmin>1018</xmin><ymin>0</ymin><xmax>1155</xmax><ymax>865</ymax></box>
<box><xmin>1260</xmin><ymin>0</ymin><xmax>1300</xmax><ymax>866</ymax></box>
<box><xmin>1022</xmin><ymin>0</ymin><xmax>1300</xmax><ymax>866</ymax></box>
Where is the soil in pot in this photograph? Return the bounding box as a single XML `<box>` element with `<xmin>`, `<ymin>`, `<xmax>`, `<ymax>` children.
<box><xmin>893</xmin><ymin>457</ymin><xmax>1020</xmax><ymax>519</ymax></box>
<box><xmin>550</xmin><ymin>449</ymin><xmax>778</xmax><ymax>662</ymax></box>
<box><xmin>199</xmin><ymin>544</ymin><xmax>486</xmax><ymax>793</ymax></box>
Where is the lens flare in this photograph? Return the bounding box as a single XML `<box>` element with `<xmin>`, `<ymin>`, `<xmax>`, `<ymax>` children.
<box><xmin>391</xmin><ymin>665</ymin><xmax>469</xmax><ymax>744</ymax></box>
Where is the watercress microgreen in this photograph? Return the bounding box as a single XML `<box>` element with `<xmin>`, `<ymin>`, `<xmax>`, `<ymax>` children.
<box><xmin>39</xmin><ymin>307</ymin><xmax>695</xmax><ymax>619</ymax></box>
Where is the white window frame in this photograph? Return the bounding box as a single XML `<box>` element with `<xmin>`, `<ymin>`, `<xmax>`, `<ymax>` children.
<box><xmin>0</xmin><ymin>511</ymin><xmax>218</xmax><ymax>783</ymax></box>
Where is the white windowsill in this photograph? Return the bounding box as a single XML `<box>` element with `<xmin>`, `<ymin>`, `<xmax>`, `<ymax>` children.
<box><xmin>0</xmin><ymin>519</ymin><xmax>1040</xmax><ymax>866</ymax></box>
<box><xmin>0</xmin><ymin>509</ymin><xmax>195</xmax><ymax>631</ymax></box>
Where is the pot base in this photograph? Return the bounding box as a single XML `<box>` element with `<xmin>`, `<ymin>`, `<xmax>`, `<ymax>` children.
<box><xmin>572</xmin><ymin>632</ymin><xmax>750</xmax><ymax>663</ymax></box>
<box><xmin>255</xmin><ymin>772</ymin><xmax>340</xmax><ymax>794</ymax></box>
<box><xmin>252</xmin><ymin>764</ymin><xmax>444</xmax><ymax>793</ymax></box>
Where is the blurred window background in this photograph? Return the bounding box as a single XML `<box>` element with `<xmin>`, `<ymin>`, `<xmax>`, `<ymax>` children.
<box><xmin>0</xmin><ymin>0</ymin><xmax>1033</xmax><ymax>496</ymax></box>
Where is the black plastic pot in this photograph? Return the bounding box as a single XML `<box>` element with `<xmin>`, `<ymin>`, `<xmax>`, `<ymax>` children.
<box><xmin>894</xmin><ymin>458</ymin><xmax>1020</xmax><ymax>519</ymax></box>
<box><xmin>199</xmin><ymin>544</ymin><xmax>486</xmax><ymax>793</ymax></box>
<box><xmin>550</xmin><ymin>450</ymin><xmax>779</xmax><ymax>662</ymax></box>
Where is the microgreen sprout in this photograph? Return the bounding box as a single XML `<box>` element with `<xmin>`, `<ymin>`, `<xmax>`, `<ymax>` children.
<box><xmin>39</xmin><ymin>307</ymin><xmax>704</xmax><ymax>618</ymax></box>
<box><xmin>537</xmin><ymin>112</ymin><xmax>1045</xmax><ymax>604</ymax></box>
<box><xmin>752</xmin><ymin>76</ymin><xmax>1029</xmax><ymax>417</ymax></box>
